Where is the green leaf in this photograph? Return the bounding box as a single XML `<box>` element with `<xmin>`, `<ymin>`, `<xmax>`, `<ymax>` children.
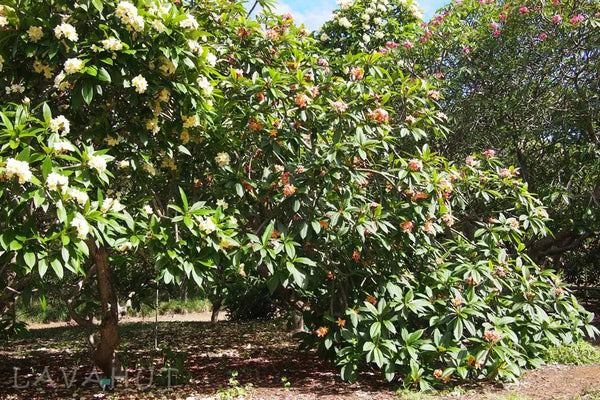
<box><xmin>261</xmin><ymin>222</ymin><xmax>274</xmax><ymax>245</ymax></box>
<box><xmin>82</xmin><ymin>80</ymin><xmax>94</xmax><ymax>105</ymax></box>
<box><xmin>286</xmin><ymin>263</ymin><xmax>306</xmax><ymax>287</ymax></box>
<box><xmin>38</xmin><ymin>259</ymin><xmax>48</xmax><ymax>278</ymax></box>
<box><xmin>42</xmin><ymin>103</ymin><xmax>52</xmax><ymax>123</ymax></box>
<box><xmin>24</xmin><ymin>252</ymin><xmax>36</xmax><ymax>269</ymax></box>
<box><xmin>235</xmin><ymin>183</ymin><xmax>244</xmax><ymax>197</ymax></box>
<box><xmin>179</xmin><ymin>187</ymin><xmax>188</xmax><ymax>212</ymax></box>
<box><xmin>370</xmin><ymin>321</ymin><xmax>381</xmax><ymax>339</ymax></box>
<box><xmin>97</xmin><ymin>67</ymin><xmax>111</xmax><ymax>82</ymax></box>
<box><xmin>51</xmin><ymin>258</ymin><xmax>64</xmax><ymax>279</ymax></box>
<box><xmin>91</xmin><ymin>0</ymin><xmax>103</xmax><ymax>13</ymax></box>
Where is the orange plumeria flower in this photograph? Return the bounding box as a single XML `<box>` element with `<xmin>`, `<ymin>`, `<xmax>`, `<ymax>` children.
<box><xmin>352</xmin><ymin>250</ymin><xmax>360</xmax><ymax>261</ymax></box>
<box><xmin>337</xmin><ymin>318</ymin><xmax>346</xmax><ymax>327</ymax></box>
<box><xmin>400</xmin><ymin>221</ymin><xmax>414</xmax><ymax>233</ymax></box>
<box><xmin>295</xmin><ymin>93</ymin><xmax>309</xmax><ymax>108</ymax></box>
<box><xmin>366</xmin><ymin>295</ymin><xmax>377</xmax><ymax>306</ymax></box>
<box><xmin>283</xmin><ymin>183</ymin><xmax>296</xmax><ymax>196</ymax></box>
<box><xmin>316</xmin><ymin>326</ymin><xmax>329</xmax><ymax>338</ymax></box>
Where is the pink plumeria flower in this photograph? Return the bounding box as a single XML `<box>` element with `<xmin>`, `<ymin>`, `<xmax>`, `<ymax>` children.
<box><xmin>539</xmin><ymin>33</ymin><xmax>547</xmax><ymax>41</ymax></box>
<box><xmin>483</xmin><ymin>149</ymin><xmax>495</xmax><ymax>158</ymax></box>
<box><xmin>499</xmin><ymin>14</ymin><xmax>507</xmax><ymax>20</ymax></box>
<box><xmin>490</xmin><ymin>22</ymin><xmax>499</xmax><ymax>29</ymax></box>
<box><xmin>570</xmin><ymin>14</ymin><xmax>585</xmax><ymax>24</ymax></box>
<box><xmin>492</xmin><ymin>30</ymin><xmax>501</xmax><ymax>37</ymax></box>
<box><xmin>551</xmin><ymin>15</ymin><xmax>562</xmax><ymax>24</ymax></box>
<box><xmin>463</xmin><ymin>46</ymin><xmax>471</xmax><ymax>53</ymax></box>
<box><xmin>519</xmin><ymin>7</ymin><xmax>528</xmax><ymax>14</ymax></box>
<box><xmin>404</xmin><ymin>41</ymin><xmax>414</xmax><ymax>49</ymax></box>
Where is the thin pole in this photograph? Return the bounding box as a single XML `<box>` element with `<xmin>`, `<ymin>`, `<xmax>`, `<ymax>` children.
<box><xmin>154</xmin><ymin>283</ymin><xmax>159</xmax><ymax>350</ymax></box>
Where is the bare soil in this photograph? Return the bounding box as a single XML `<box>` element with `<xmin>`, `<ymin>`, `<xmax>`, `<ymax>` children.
<box><xmin>0</xmin><ymin>314</ymin><xmax>598</xmax><ymax>400</ymax></box>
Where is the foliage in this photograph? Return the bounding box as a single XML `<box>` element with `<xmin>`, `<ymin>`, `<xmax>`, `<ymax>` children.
<box><xmin>408</xmin><ymin>0</ymin><xmax>599</xmax><ymax>276</ymax></box>
<box><xmin>544</xmin><ymin>341</ymin><xmax>600</xmax><ymax>365</ymax></box>
<box><xmin>0</xmin><ymin>0</ymin><xmax>597</xmax><ymax>390</ymax></box>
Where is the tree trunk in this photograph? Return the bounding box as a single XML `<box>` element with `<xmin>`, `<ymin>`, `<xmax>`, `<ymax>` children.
<box><xmin>211</xmin><ymin>297</ymin><xmax>221</xmax><ymax>324</ymax></box>
<box><xmin>89</xmin><ymin>241</ymin><xmax>120</xmax><ymax>378</ymax></box>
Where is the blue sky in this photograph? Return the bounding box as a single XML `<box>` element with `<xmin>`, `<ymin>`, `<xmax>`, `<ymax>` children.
<box><xmin>265</xmin><ymin>0</ymin><xmax>449</xmax><ymax>31</ymax></box>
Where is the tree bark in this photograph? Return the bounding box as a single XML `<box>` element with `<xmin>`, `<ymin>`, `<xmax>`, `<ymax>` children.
<box><xmin>88</xmin><ymin>241</ymin><xmax>120</xmax><ymax>378</ymax></box>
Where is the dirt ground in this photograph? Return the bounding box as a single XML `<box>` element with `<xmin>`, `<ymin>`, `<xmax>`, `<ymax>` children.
<box><xmin>0</xmin><ymin>314</ymin><xmax>599</xmax><ymax>400</ymax></box>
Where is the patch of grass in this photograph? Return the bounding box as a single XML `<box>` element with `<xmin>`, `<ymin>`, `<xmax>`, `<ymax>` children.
<box><xmin>17</xmin><ymin>300</ymin><xmax>70</xmax><ymax>323</ymax></box>
<box><xmin>494</xmin><ymin>394</ymin><xmax>534</xmax><ymax>400</ymax></box>
<box><xmin>396</xmin><ymin>388</ymin><xmax>432</xmax><ymax>400</ymax></box>
<box><xmin>573</xmin><ymin>389</ymin><xmax>600</xmax><ymax>400</ymax></box>
<box><xmin>544</xmin><ymin>341</ymin><xmax>600</xmax><ymax>365</ymax></box>
<box><xmin>125</xmin><ymin>297</ymin><xmax>212</xmax><ymax>317</ymax></box>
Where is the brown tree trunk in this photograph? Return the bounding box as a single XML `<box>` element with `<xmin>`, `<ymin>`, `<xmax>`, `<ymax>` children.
<box><xmin>211</xmin><ymin>297</ymin><xmax>221</xmax><ymax>324</ymax></box>
<box><xmin>88</xmin><ymin>241</ymin><xmax>120</xmax><ymax>378</ymax></box>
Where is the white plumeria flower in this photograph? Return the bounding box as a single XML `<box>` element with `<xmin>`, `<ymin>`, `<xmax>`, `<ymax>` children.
<box><xmin>64</xmin><ymin>58</ymin><xmax>84</xmax><ymax>75</ymax></box>
<box><xmin>102</xmin><ymin>37</ymin><xmax>123</xmax><ymax>51</ymax></box>
<box><xmin>54</xmin><ymin>23</ymin><xmax>78</xmax><ymax>41</ymax></box>
<box><xmin>216</xmin><ymin>199</ymin><xmax>228</xmax><ymax>209</ymax></box>
<box><xmin>338</xmin><ymin>17</ymin><xmax>352</xmax><ymax>28</ymax></box>
<box><xmin>197</xmin><ymin>76</ymin><xmax>213</xmax><ymax>96</ymax></box>
<box><xmin>205</xmin><ymin>52</ymin><xmax>217</xmax><ymax>67</ymax></box>
<box><xmin>52</xmin><ymin>140</ymin><xmax>75</xmax><ymax>153</ymax></box>
<box><xmin>46</xmin><ymin>172</ymin><xmax>69</xmax><ymax>191</ymax></box>
<box><xmin>68</xmin><ymin>188</ymin><xmax>89</xmax><ymax>206</ymax></box>
<box><xmin>49</xmin><ymin>115</ymin><xmax>70</xmax><ymax>134</ymax></box>
<box><xmin>215</xmin><ymin>152</ymin><xmax>230</xmax><ymax>167</ymax></box>
<box><xmin>142</xmin><ymin>204</ymin><xmax>153</xmax><ymax>214</ymax></box>
<box><xmin>131</xmin><ymin>74</ymin><xmax>148</xmax><ymax>93</ymax></box>
<box><xmin>179</xmin><ymin>14</ymin><xmax>198</xmax><ymax>29</ymax></box>
<box><xmin>5</xmin><ymin>158</ymin><xmax>32</xmax><ymax>184</ymax></box>
<box><xmin>71</xmin><ymin>214</ymin><xmax>89</xmax><ymax>239</ymax></box>
<box><xmin>88</xmin><ymin>155</ymin><xmax>107</xmax><ymax>173</ymax></box>
<box><xmin>118</xmin><ymin>242</ymin><xmax>133</xmax><ymax>252</ymax></box>
<box><xmin>198</xmin><ymin>216</ymin><xmax>216</xmax><ymax>234</ymax></box>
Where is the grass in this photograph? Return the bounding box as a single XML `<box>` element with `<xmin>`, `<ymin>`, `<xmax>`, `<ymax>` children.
<box><xmin>17</xmin><ymin>297</ymin><xmax>213</xmax><ymax>323</ymax></box>
<box><xmin>544</xmin><ymin>341</ymin><xmax>600</xmax><ymax>365</ymax></box>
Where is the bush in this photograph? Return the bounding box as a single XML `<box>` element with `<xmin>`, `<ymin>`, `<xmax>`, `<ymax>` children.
<box><xmin>544</xmin><ymin>341</ymin><xmax>600</xmax><ymax>365</ymax></box>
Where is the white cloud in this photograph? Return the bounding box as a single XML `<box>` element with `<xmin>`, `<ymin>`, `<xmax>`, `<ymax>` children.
<box><xmin>269</xmin><ymin>1</ymin><xmax>335</xmax><ymax>31</ymax></box>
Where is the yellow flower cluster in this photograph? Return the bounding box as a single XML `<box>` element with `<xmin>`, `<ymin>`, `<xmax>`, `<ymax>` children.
<box><xmin>161</xmin><ymin>157</ymin><xmax>177</xmax><ymax>171</ymax></box>
<box><xmin>27</xmin><ymin>26</ymin><xmax>43</xmax><ymax>42</ymax></box>
<box><xmin>146</xmin><ymin>118</ymin><xmax>160</xmax><ymax>133</ymax></box>
<box><xmin>158</xmin><ymin>58</ymin><xmax>176</xmax><ymax>75</ymax></box>
<box><xmin>33</xmin><ymin>60</ymin><xmax>53</xmax><ymax>78</ymax></box>
<box><xmin>54</xmin><ymin>72</ymin><xmax>70</xmax><ymax>91</ymax></box>
<box><xmin>215</xmin><ymin>152</ymin><xmax>230</xmax><ymax>167</ymax></box>
<box><xmin>182</xmin><ymin>115</ymin><xmax>199</xmax><ymax>128</ymax></box>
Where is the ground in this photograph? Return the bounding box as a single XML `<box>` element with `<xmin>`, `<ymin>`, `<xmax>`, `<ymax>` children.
<box><xmin>0</xmin><ymin>313</ymin><xmax>599</xmax><ymax>400</ymax></box>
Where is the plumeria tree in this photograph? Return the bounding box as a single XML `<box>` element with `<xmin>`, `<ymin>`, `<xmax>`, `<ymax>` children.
<box><xmin>321</xmin><ymin>0</ymin><xmax>600</xmax><ymax>283</ymax></box>
<box><xmin>412</xmin><ymin>0</ymin><xmax>600</xmax><ymax>283</ymax></box>
<box><xmin>0</xmin><ymin>0</ymin><xmax>597</xmax><ymax>390</ymax></box>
